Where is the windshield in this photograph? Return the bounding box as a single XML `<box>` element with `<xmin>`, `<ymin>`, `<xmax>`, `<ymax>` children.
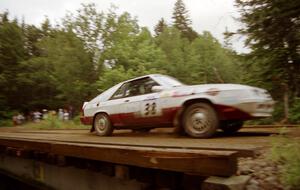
<box><xmin>155</xmin><ymin>75</ymin><xmax>184</xmax><ymax>87</ymax></box>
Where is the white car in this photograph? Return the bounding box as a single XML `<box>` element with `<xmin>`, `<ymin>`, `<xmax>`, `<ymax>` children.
<box><xmin>81</xmin><ymin>74</ymin><xmax>274</xmax><ymax>138</ymax></box>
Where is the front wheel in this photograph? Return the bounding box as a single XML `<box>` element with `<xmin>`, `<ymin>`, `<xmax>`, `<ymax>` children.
<box><xmin>220</xmin><ymin>120</ymin><xmax>244</xmax><ymax>134</ymax></box>
<box><xmin>93</xmin><ymin>113</ymin><xmax>113</xmax><ymax>136</ymax></box>
<box><xmin>182</xmin><ymin>103</ymin><xmax>219</xmax><ymax>138</ymax></box>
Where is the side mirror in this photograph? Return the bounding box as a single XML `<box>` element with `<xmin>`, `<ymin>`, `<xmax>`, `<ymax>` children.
<box><xmin>151</xmin><ymin>86</ymin><xmax>164</xmax><ymax>92</ymax></box>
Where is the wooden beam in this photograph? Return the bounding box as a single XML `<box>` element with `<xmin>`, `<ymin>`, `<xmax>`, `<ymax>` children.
<box><xmin>0</xmin><ymin>137</ymin><xmax>237</xmax><ymax>177</ymax></box>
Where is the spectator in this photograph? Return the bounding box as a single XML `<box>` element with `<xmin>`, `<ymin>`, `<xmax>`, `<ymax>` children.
<box><xmin>33</xmin><ymin>111</ymin><xmax>42</xmax><ymax>122</ymax></box>
<box><xmin>16</xmin><ymin>113</ymin><xmax>25</xmax><ymax>125</ymax></box>
<box><xmin>68</xmin><ymin>105</ymin><xmax>74</xmax><ymax>119</ymax></box>
<box><xmin>58</xmin><ymin>109</ymin><xmax>64</xmax><ymax>120</ymax></box>
<box><xmin>28</xmin><ymin>111</ymin><xmax>34</xmax><ymax>121</ymax></box>
<box><xmin>63</xmin><ymin>109</ymin><xmax>69</xmax><ymax>121</ymax></box>
<box><xmin>12</xmin><ymin>115</ymin><xmax>18</xmax><ymax>126</ymax></box>
<box><xmin>42</xmin><ymin>109</ymin><xmax>48</xmax><ymax>120</ymax></box>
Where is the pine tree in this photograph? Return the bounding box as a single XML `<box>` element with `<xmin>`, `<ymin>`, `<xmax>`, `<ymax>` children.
<box><xmin>172</xmin><ymin>0</ymin><xmax>197</xmax><ymax>41</ymax></box>
<box><xmin>154</xmin><ymin>18</ymin><xmax>167</xmax><ymax>37</ymax></box>
<box><xmin>235</xmin><ymin>0</ymin><xmax>300</xmax><ymax>121</ymax></box>
<box><xmin>23</xmin><ymin>25</ymin><xmax>43</xmax><ymax>57</ymax></box>
<box><xmin>41</xmin><ymin>17</ymin><xmax>52</xmax><ymax>37</ymax></box>
<box><xmin>0</xmin><ymin>12</ymin><xmax>26</xmax><ymax>110</ymax></box>
<box><xmin>0</xmin><ymin>11</ymin><xmax>9</xmax><ymax>23</ymax></box>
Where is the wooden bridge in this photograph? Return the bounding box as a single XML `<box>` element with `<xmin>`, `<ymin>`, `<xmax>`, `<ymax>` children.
<box><xmin>0</xmin><ymin>125</ymin><xmax>297</xmax><ymax>189</ymax></box>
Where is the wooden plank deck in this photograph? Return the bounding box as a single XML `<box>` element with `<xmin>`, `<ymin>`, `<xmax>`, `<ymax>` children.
<box><xmin>0</xmin><ymin>125</ymin><xmax>298</xmax><ymax>177</ymax></box>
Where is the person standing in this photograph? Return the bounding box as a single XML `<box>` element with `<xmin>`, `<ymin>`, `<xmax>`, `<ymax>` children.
<box><xmin>58</xmin><ymin>109</ymin><xmax>64</xmax><ymax>120</ymax></box>
<box><xmin>63</xmin><ymin>109</ymin><xmax>69</xmax><ymax>121</ymax></box>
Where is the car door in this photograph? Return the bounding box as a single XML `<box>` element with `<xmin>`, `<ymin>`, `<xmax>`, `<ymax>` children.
<box><xmin>116</xmin><ymin>78</ymin><xmax>149</xmax><ymax>126</ymax></box>
<box><xmin>110</xmin><ymin>77</ymin><xmax>160</xmax><ymax>126</ymax></box>
<box><xmin>105</xmin><ymin>79</ymin><xmax>148</xmax><ymax>127</ymax></box>
<box><xmin>101</xmin><ymin>82</ymin><xmax>130</xmax><ymax>127</ymax></box>
<box><xmin>120</xmin><ymin>77</ymin><xmax>165</xmax><ymax>127</ymax></box>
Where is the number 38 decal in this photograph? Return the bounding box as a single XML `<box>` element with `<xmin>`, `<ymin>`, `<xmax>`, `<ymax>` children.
<box><xmin>145</xmin><ymin>102</ymin><xmax>156</xmax><ymax>115</ymax></box>
<box><xmin>141</xmin><ymin>101</ymin><xmax>161</xmax><ymax>117</ymax></box>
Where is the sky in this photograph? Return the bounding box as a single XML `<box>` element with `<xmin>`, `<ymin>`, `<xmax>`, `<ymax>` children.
<box><xmin>0</xmin><ymin>0</ymin><xmax>248</xmax><ymax>53</ymax></box>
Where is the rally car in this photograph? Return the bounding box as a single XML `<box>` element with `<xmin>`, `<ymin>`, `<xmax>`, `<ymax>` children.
<box><xmin>81</xmin><ymin>74</ymin><xmax>274</xmax><ymax>138</ymax></box>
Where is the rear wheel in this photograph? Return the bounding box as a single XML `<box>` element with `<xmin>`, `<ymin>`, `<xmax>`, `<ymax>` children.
<box><xmin>93</xmin><ymin>113</ymin><xmax>113</xmax><ymax>136</ymax></box>
<box><xmin>220</xmin><ymin>120</ymin><xmax>244</xmax><ymax>134</ymax></box>
<box><xmin>182</xmin><ymin>103</ymin><xmax>219</xmax><ymax>138</ymax></box>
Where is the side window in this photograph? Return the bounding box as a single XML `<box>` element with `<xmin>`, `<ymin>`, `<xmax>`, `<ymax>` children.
<box><xmin>124</xmin><ymin>77</ymin><xmax>160</xmax><ymax>97</ymax></box>
<box><xmin>125</xmin><ymin>82</ymin><xmax>140</xmax><ymax>97</ymax></box>
<box><xmin>143</xmin><ymin>78</ymin><xmax>160</xmax><ymax>94</ymax></box>
<box><xmin>110</xmin><ymin>83</ymin><xmax>129</xmax><ymax>100</ymax></box>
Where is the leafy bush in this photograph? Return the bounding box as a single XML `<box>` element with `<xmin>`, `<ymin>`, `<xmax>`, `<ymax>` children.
<box><xmin>23</xmin><ymin>115</ymin><xmax>89</xmax><ymax>129</ymax></box>
<box><xmin>0</xmin><ymin>119</ymin><xmax>13</xmax><ymax>127</ymax></box>
<box><xmin>271</xmin><ymin>135</ymin><xmax>300</xmax><ymax>188</ymax></box>
<box><xmin>73</xmin><ymin>115</ymin><xmax>82</xmax><ymax>125</ymax></box>
<box><xmin>272</xmin><ymin>102</ymin><xmax>284</xmax><ymax>122</ymax></box>
<box><xmin>0</xmin><ymin>110</ymin><xmax>17</xmax><ymax>127</ymax></box>
<box><xmin>47</xmin><ymin>114</ymin><xmax>62</xmax><ymax>128</ymax></box>
<box><xmin>289</xmin><ymin>98</ymin><xmax>300</xmax><ymax>124</ymax></box>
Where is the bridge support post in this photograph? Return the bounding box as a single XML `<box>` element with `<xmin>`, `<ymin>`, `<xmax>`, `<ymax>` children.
<box><xmin>0</xmin><ymin>154</ymin><xmax>145</xmax><ymax>190</ymax></box>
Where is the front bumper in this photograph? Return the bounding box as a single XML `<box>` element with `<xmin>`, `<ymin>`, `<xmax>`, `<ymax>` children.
<box><xmin>216</xmin><ymin>98</ymin><xmax>274</xmax><ymax>120</ymax></box>
<box><xmin>234</xmin><ymin>100</ymin><xmax>274</xmax><ymax>118</ymax></box>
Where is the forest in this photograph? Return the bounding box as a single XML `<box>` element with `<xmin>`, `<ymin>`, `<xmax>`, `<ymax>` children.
<box><xmin>0</xmin><ymin>0</ymin><xmax>299</xmax><ymax>125</ymax></box>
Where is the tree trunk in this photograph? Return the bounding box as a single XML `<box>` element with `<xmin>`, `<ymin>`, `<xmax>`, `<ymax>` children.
<box><xmin>213</xmin><ymin>67</ymin><xmax>224</xmax><ymax>83</ymax></box>
<box><xmin>282</xmin><ymin>83</ymin><xmax>289</xmax><ymax>123</ymax></box>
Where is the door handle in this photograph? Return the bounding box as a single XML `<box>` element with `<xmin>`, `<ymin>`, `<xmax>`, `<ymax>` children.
<box><xmin>124</xmin><ymin>99</ymin><xmax>130</xmax><ymax>102</ymax></box>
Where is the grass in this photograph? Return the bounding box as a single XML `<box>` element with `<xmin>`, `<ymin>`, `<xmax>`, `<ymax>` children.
<box><xmin>271</xmin><ymin>131</ymin><xmax>300</xmax><ymax>189</ymax></box>
<box><xmin>0</xmin><ymin>120</ymin><xmax>13</xmax><ymax>127</ymax></box>
<box><xmin>23</xmin><ymin>115</ymin><xmax>89</xmax><ymax>130</ymax></box>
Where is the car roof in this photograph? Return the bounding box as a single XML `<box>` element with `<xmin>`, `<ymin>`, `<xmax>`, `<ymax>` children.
<box><xmin>121</xmin><ymin>74</ymin><xmax>164</xmax><ymax>84</ymax></box>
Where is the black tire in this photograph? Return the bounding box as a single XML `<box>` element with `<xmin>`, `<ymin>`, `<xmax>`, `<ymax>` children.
<box><xmin>220</xmin><ymin>120</ymin><xmax>244</xmax><ymax>134</ymax></box>
<box><xmin>182</xmin><ymin>103</ymin><xmax>219</xmax><ymax>138</ymax></box>
<box><xmin>93</xmin><ymin>113</ymin><xmax>113</xmax><ymax>136</ymax></box>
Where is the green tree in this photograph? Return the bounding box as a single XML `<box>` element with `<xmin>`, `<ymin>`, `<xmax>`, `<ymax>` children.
<box><xmin>189</xmin><ymin>31</ymin><xmax>240</xmax><ymax>84</ymax></box>
<box><xmin>20</xmin><ymin>30</ymin><xmax>97</xmax><ymax>108</ymax></box>
<box><xmin>235</xmin><ymin>0</ymin><xmax>300</xmax><ymax>121</ymax></box>
<box><xmin>100</xmin><ymin>12</ymin><xmax>139</xmax><ymax>69</ymax></box>
<box><xmin>157</xmin><ymin>27</ymin><xmax>241</xmax><ymax>84</ymax></box>
<box><xmin>0</xmin><ymin>12</ymin><xmax>26</xmax><ymax>112</ymax></box>
<box><xmin>23</xmin><ymin>18</ymin><xmax>54</xmax><ymax>58</ymax></box>
<box><xmin>63</xmin><ymin>3</ymin><xmax>105</xmax><ymax>68</ymax></box>
<box><xmin>156</xmin><ymin>27</ymin><xmax>192</xmax><ymax>82</ymax></box>
<box><xmin>100</xmin><ymin>13</ymin><xmax>165</xmax><ymax>71</ymax></box>
<box><xmin>172</xmin><ymin>0</ymin><xmax>198</xmax><ymax>41</ymax></box>
<box><xmin>23</xmin><ymin>25</ymin><xmax>43</xmax><ymax>57</ymax></box>
<box><xmin>16</xmin><ymin>57</ymin><xmax>59</xmax><ymax>109</ymax></box>
<box><xmin>41</xmin><ymin>17</ymin><xmax>52</xmax><ymax>37</ymax></box>
<box><xmin>154</xmin><ymin>18</ymin><xmax>167</xmax><ymax>37</ymax></box>
<box><xmin>97</xmin><ymin>65</ymin><xmax>159</xmax><ymax>92</ymax></box>
<box><xmin>41</xmin><ymin>31</ymin><xmax>97</xmax><ymax>107</ymax></box>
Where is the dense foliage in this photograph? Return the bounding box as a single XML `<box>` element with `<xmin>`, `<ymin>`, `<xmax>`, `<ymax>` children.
<box><xmin>233</xmin><ymin>0</ymin><xmax>300</xmax><ymax>122</ymax></box>
<box><xmin>0</xmin><ymin>0</ymin><xmax>299</xmax><ymax>124</ymax></box>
